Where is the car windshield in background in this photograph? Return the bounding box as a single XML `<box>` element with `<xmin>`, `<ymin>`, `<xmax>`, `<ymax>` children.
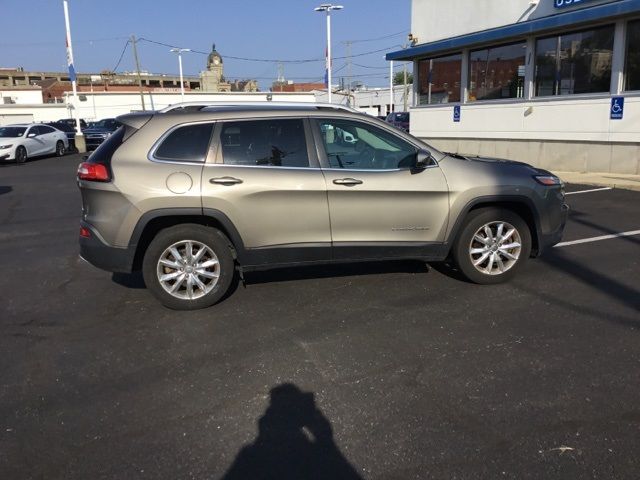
<box><xmin>396</xmin><ymin>113</ymin><xmax>409</xmax><ymax>122</ymax></box>
<box><xmin>0</xmin><ymin>127</ymin><xmax>27</xmax><ymax>137</ymax></box>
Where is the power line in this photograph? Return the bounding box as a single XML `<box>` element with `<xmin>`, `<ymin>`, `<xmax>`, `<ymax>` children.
<box><xmin>111</xmin><ymin>39</ymin><xmax>130</xmax><ymax>72</ymax></box>
<box><xmin>345</xmin><ymin>30</ymin><xmax>409</xmax><ymax>44</ymax></box>
<box><xmin>137</xmin><ymin>37</ymin><xmax>398</xmax><ymax>64</ymax></box>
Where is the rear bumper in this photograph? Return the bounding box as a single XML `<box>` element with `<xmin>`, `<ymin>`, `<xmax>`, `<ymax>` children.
<box><xmin>79</xmin><ymin>222</ymin><xmax>136</xmax><ymax>273</ymax></box>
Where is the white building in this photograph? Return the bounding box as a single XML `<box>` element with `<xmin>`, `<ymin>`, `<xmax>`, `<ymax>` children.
<box><xmin>387</xmin><ymin>0</ymin><xmax>640</xmax><ymax>174</ymax></box>
<box><xmin>0</xmin><ymin>91</ymin><xmax>316</xmax><ymax>126</ymax></box>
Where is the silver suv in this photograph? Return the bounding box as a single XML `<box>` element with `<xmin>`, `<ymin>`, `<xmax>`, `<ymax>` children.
<box><xmin>77</xmin><ymin>103</ymin><xmax>568</xmax><ymax>310</ymax></box>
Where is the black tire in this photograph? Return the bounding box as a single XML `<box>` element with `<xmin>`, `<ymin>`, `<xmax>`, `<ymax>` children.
<box><xmin>452</xmin><ymin>208</ymin><xmax>532</xmax><ymax>285</ymax></box>
<box><xmin>55</xmin><ymin>140</ymin><xmax>65</xmax><ymax>157</ymax></box>
<box><xmin>142</xmin><ymin>224</ymin><xmax>235</xmax><ymax>310</ymax></box>
<box><xmin>15</xmin><ymin>146</ymin><xmax>27</xmax><ymax>164</ymax></box>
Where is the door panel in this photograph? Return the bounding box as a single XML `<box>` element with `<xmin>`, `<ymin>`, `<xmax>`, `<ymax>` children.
<box><xmin>323</xmin><ymin>168</ymin><xmax>450</xmax><ymax>243</ymax></box>
<box><xmin>200</xmin><ymin>118</ymin><xmax>331</xmax><ymax>255</ymax></box>
<box><xmin>314</xmin><ymin>118</ymin><xmax>450</xmax><ymax>253</ymax></box>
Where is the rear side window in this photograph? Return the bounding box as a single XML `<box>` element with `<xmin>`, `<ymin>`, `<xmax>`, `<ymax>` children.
<box><xmin>87</xmin><ymin>126</ymin><xmax>125</xmax><ymax>165</ymax></box>
<box><xmin>220</xmin><ymin>119</ymin><xmax>310</xmax><ymax>168</ymax></box>
<box><xmin>154</xmin><ymin>123</ymin><xmax>214</xmax><ymax>163</ymax></box>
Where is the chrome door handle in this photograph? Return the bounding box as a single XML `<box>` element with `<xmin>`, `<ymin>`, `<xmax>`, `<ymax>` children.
<box><xmin>333</xmin><ymin>178</ymin><xmax>363</xmax><ymax>186</ymax></box>
<box><xmin>210</xmin><ymin>176</ymin><xmax>243</xmax><ymax>186</ymax></box>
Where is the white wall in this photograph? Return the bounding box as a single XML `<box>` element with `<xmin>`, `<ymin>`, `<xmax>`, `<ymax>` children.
<box><xmin>0</xmin><ymin>89</ymin><xmax>42</xmax><ymax>105</ymax></box>
<box><xmin>0</xmin><ymin>91</ymin><xmax>316</xmax><ymax>124</ymax></box>
<box><xmin>410</xmin><ymin>95</ymin><xmax>640</xmax><ymax>143</ymax></box>
<box><xmin>411</xmin><ymin>0</ymin><xmax>620</xmax><ymax>44</ymax></box>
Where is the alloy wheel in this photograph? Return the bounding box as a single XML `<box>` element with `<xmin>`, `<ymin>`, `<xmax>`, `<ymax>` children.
<box><xmin>156</xmin><ymin>240</ymin><xmax>220</xmax><ymax>300</ymax></box>
<box><xmin>468</xmin><ymin>221</ymin><xmax>522</xmax><ymax>275</ymax></box>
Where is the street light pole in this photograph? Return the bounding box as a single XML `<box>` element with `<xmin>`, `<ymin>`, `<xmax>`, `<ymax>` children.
<box><xmin>170</xmin><ymin>48</ymin><xmax>191</xmax><ymax>103</ymax></box>
<box><xmin>62</xmin><ymin>0</ymin><xmax>85</xmax><ymax>152</ymax></box>
<box><xmin>314</xmin><ymin>4</ymin><xmax>343</xmax><ymax>104</ymax></box>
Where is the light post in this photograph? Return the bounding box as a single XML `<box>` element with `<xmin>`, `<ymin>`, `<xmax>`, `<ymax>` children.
<box><xmin>314</xmin><ymin>3</ymin><xmax>343</xmax><ymax>103</ymax></box>
<box><xmin>170</xmin><ymin>48</ymin><xmax>191</xmax><ymax>102</ymax></box>
<box><xmin>62</xmin><ymin>0</ymin><xmax>85</xmax><ymax>152</ymax></box>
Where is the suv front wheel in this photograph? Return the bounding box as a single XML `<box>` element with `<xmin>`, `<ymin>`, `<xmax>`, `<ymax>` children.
<box><xmin>142</xmin><ymin>224</ymin><xmax>235</xmax><ymax>310</ymax></box>
<box><xmin>453</xmin><ymin>208</ymin><xmax>532</xmax><ymax>284</ymax></box>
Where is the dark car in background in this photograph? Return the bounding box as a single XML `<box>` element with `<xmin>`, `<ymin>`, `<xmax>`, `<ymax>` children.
<box><xmin>46</xmin><ymin>122</ymin><xmax>77</xmax><ymax>152</ymax></box>
<box><xmin>83</xmin><ymin>118</ymin><xmax>121</xmax><ymax>150</ymax></box>
<box><xmin>57</xmin><ymin>118</ymin><xmax>88</xmax><ymax>130</ymax></box>
<box><xmin>385</xmin><ymin>112</ymin><xmax>410</xmax><ymax>132</ymax></box>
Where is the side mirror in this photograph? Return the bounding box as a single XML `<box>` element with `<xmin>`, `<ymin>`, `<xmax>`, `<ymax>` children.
<box><xmin>27</xmin><ymin>132</ymin><xmax>37</xmax><ymax>138</ymax></box>
<box><xmin>415</xmin><ymin>149</ymin><xmax>434</xmax><ymax>169</ymax></box>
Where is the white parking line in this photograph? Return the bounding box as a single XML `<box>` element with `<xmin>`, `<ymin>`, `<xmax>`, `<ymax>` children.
<box><xmin>555</xmin><ymin>229</ymin><xmax>640</xmax><ymax>247</ymax></box>
<box><xmin>565</xmin><ymin>187</ymin><xmax>612</xmax><ymax>195</ymax></box>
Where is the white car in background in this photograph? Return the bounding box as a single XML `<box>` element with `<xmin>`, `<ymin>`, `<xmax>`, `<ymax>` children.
<box><xmin>0</xmin><ymin>123</ymin><xmax>68</xmax><ymax>163</ymax></box>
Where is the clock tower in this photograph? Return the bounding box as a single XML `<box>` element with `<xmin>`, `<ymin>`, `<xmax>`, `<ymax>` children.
<box><xmin>200</xmin><ymin>43</ymin><xmax>231</xmax><ymax>92</ymax></box>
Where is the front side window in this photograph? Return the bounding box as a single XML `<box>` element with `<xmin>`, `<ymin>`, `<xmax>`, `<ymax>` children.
<box><xmin>39</xmin><ymin>125</ymin><xmax>55</xmax><ymax>134</ymax></box>
<box><xmin>154</xmin><ymin>123</ymin><xmax>214</xmax><ymax>162</ymax></box>
<box><xmin>625</xmin><ymin>19</ymin><xmax>640</xmax><ymax>91</ymax></box>
<box><xmin>316</xmin><ymin>119</ymin><xmax>417</xmax><ymax>170</ymax></box>
<box><xmin>220</xmin><ymin>119</ymin><xmax>309</xmax><ymax>168</ymax></box>
<box><xmin>469</xmin><ymin>42</ymin><xmax>526</xmax><ymax>101</ymax></box>
<box><xmin>418</xmin><ymin>53</ymin><xmax>462</xmax><ymax>105</ymax></box>
<box><xmin>535</xmin><ymin>25</ymin><xmax>614</xmax><ymax>96</ymax></box>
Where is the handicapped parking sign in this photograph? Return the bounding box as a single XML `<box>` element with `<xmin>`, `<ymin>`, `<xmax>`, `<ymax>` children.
<box><xmin>453</xmin><ymin>105</ymin><xmax>461</xmax><ymax>123</ymax></box>
<box><xmin>610</xmin><ymin>97</ymin><xmax>624</xmax><ymax>120</ymax></box>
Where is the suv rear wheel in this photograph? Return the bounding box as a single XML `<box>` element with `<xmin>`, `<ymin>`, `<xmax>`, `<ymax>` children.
<box><xmin>453</xmin><ymin>208</ymin><xmax>532</xmax><ymax>284</ymax></box>
<box><xmin>142</xmin><ymin>224</ymin><xmax>235</xmax><ymax>310</ymax></box>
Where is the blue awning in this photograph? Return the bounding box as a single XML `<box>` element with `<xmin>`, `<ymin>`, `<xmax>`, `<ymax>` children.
<box><xmin>386</xmin><ymin>0</ymin><xmax>640</xmax><ymax>60</ymax></box>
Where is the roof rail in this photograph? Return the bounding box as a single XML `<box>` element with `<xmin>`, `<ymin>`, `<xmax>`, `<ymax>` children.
<box><xmin>158</xmin><ymin>101</ymin><xmax>360</xmax><ymax>114</ymax></box>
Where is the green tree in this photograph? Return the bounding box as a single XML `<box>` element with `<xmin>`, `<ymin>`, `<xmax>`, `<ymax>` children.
<box><xmin>393</xmin><ymin>71</ymin><xmax>413</xmax><ymax>85</ymax></box>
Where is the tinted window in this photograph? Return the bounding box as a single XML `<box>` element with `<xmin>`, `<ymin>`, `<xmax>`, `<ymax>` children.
<box><xmin>220</xmin><ymin>119</ymin><xmax>309</xmax><ymax>168</ymax></box>
<box><xmin>535</xmin><ymin>25</ymin><xmax>614</xmax><ymax>96</ymax></box>
<box><xmin>87</xmin><ymin>126</ymin><xmax>125</xmax><ymax>166</ymax></box>
<box><xmin>39</xmin><ymin>125</ymin><xmax>55</xmax><ymax>134</ymax></box>
<box><xmin>155</xmin><ymin>123</ymin><xmax>214</xmax><ymax>162</ymax></box>
<box><xmin>625</xmin><ymin>19</ymin><xmax>640</xmax><ymax>91</ymax></box>
<box><xmin>0</xmin><ymin>126</ymin><xmax>26</xmax><ymax>137</ymax></box>
<box><xmin>469</xmin><ymin>41</ymin><xmax>526</xmax><ymax>101</ymax></box>
<box><xmin>317</xmin><ymin>119</ymin><xmax>417</xmax><ymax>170</ymax></box>
<box><xmin>418</xmin><ymin>53</ymin><xmax>462</xmax><ymax>105</ymax></box>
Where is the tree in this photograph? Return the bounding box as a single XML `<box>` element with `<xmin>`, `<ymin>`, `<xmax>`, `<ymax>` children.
<box><xmin>393</xmin><ymin>71</ymin><xmax>413</xmax><ymax>85</ymax></box>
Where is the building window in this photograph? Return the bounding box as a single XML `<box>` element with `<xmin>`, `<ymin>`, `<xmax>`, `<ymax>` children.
<box><xmin>625</xmin><ymin>19</ymin><xmax>640</xmax><ymax>91</ymax></box>
<box><xmin>418</xmin><ymin>53</ymin><xmax>462</xmax><ymax>105</ymax></box>
<box><xmin>535</xmin><ymin>25</ymin><xmax>614</xmax><ymax>97</ymax></box>
<box><xmin>469</xmin><ymin>42</ymin><xmax>526</xmax><ymax>102</ymax></box>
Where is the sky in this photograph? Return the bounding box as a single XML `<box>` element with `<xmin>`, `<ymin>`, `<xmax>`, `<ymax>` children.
<box><xmin>1</xmin><ymin>0</ymin><xmax>411</xmax><ymax>89</ymax></box>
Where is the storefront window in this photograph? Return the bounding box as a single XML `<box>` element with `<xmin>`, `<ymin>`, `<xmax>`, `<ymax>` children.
<box><xmin>469</xmin><ymin>42</ymin><xmax>526</xmax><ymax>102</ymax></box>
<box><xmin>418</xmin><ymin>53</ymin><xmax>462</xmax><ymax>105</ymax></box>
<box><xmin>625</xmin><ymin>19</ymin><xmax>640</xmax><ymax>91</ymax></box>
<box><xmin>535</xmin><ymin>25</ymin><xmax>614</xmax><ymax>96</ymax></box>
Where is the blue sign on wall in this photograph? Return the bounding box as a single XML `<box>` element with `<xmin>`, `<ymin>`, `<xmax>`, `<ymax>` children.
<box><xmin>453</xmin><ymin>105</ymin><xmax>461</xmax><ymax>123</ymax></box>
<box><xmin>554</xmin><ymin>0</ymin><xmax>598</xmax><ymax>9</ymax></box>
<box><xmin>610</xmin><ymin>97</ymin><xmax>624</xmax><ymax>120</ymax></box>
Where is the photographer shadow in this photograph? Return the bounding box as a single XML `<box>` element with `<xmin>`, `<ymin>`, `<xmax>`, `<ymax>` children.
<box><xmin>220</xmin><ymin>383</ymin><xmax>364</xmax><ymax>480</ymax></box>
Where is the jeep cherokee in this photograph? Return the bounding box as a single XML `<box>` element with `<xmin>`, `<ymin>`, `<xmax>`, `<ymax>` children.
<box><xmin>77</xmin><ymin>103</ymin><xmax>568</xmax><ymax>310</ymax></box>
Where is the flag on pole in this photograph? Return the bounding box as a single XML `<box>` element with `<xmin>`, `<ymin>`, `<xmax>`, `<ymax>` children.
<box><xmin>66</xmin><ymin>37</ymin><xmax>76</xmax><ymax>83</ymax></box>
<box><xmin>324</xmin><ymin>46</ymin><xmax>330</xmax><ymax>88</ymax></box>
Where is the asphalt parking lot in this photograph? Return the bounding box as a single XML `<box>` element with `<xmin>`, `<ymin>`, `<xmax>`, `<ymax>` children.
<box><xmin>1</xmin><ymin>153</ymin><xmax>639</xmax><ymax>479</ymax></box>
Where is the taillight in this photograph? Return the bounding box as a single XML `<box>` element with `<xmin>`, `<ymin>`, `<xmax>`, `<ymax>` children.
<box><xmin>79</xmin><ymin>226</ymin><xmax>91</xmax><ymax>238</ymax></box>
<box><xmin>77</xmin><ymin>162</ymin><xmax>110</xmax><ymax>182</ymax></box>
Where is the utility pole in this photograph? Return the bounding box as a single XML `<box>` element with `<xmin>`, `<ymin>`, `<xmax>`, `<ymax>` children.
<box><xmin>345</xmin><ymin>40</ymin><xmax>352</xmax><ymax>105</ymax></box>
<box><xmin>403</xmin><ymin>44</ymin><xmax>408</xmax><ymax>112</ymax></box>
<box><xmin>130</xmin><ymin>35</ymin><xmax>146</xmax><ymax>111</ymax></box>
<box><xmin>389</xmin><ymin>60</ymin><xmax>394</xmax><ymax>115</ymax></box>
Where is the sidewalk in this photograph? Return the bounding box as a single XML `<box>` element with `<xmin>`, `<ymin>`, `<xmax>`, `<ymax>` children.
<box><xmin>553</xmin><ymin>171</ymin><xmax>640</xmax><ymax>191</ymax></box>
